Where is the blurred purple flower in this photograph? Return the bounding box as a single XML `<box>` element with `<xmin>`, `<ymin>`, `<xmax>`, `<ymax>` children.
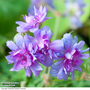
<box><xmin>64</xmin><ymin>0</ymin><xmax>85</xmax><ymax>29</ymax></box>
<box><xmin>16</xmin><ymin>6</ymin><xmax>51</xmax><ymax>33</ymax></box>
<box><xmin>24</xmin><ymin>26</ymin><xmax>63</xmax><ymax>67</ymax></box>
<box><xmin>5</xmin><ymin>34</ymin><xmax>42</xmax><ymax>77</ymax></box>
<box><xmin>28</xmin><ymin>0</ymin><xmax>54</xmax><ymax>15</ymax></box>
<box><xmin>50</xmin><ymin>33</ymin><xmax>89</xmax><ymax>80</ymax></box>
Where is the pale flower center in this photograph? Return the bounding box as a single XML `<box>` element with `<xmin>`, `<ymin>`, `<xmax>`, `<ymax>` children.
<box><xmin>65</xmin><ymin>52</ymin><xmax>73</xmax><ymax>60</ymax></box>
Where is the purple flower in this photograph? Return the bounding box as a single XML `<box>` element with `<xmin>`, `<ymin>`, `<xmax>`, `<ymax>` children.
<box><xmin>16</xmin><ymin>6</ymin><xmax>51</xmax><ymax>33</ymax></box>
<box><xmin>24</xmin><ymin>26</ymin><xmax>63</xmax><ymax>67</ymax></box>
<box><xmin>5</xmin><ymin>34</ymin><xmax>42</xmax><ymax>77</ymax></box>
<box><xmin>50</xmin><ymin>33</ymin><xmax>89</xmax><ymax>80</ymax></box>
<box><xmin>34</xmin><ymin>6</ymin><xmax>51</xmax><ymax>23</ymax></box>
<box><xmin>64</xmin><ymin>0</ymin><xmax>85</xmax><ymax>29</ymax></box>
<box><xmin>16</xmin><ymin>14</ymin><xmax>39</xmax><ymax>33</ymax></box>
<box><xmin>28</xmin><ymin>0</ymin><xmax>54</xmax><ymax>15</ymax></box>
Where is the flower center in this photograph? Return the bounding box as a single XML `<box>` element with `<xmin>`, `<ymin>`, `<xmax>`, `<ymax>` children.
<box><xmin>21</xmin><ymin>55</ymin><xmax>27</xmax><ymax>65</ymax></box>
<box><xmin>65</xmin><ymin>52</ymin><xmax>73</xmax><ymax>60</ymax></box>
<box><xmin>35</xmin><ymin>16</ymin><xmax>40</xmax><ymax>21</ymax></box>
<box><xmin>41</xmin><ymin>45</ymin><xmax>48</xmax><ymax>55</ymax></box>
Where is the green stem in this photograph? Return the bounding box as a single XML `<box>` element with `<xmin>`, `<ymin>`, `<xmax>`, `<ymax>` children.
<box><xmin>70</xmin><ymin>30</ymin><xmax>74</xmax><ymax>34</ymax></box>
<box><xmin>51</xmin><ymin>17</ymin><xmax>60</xmax><ymax>41</ymax></box>
<box><xmin>43</xmin><ymin>67</ymin><xmax>47</xmax><ymax>75</ymax></box>
<box><xmin>47</xmin><ymin>17</ymin><xmax>60</xmax><ymax>79</ymax></box>
<box><xmin>46</xmin><ymin>4</ymin><xmax>60</xmax><ymax>17</ymax></box>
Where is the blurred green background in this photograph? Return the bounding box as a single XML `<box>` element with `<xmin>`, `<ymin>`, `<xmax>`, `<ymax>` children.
<box><xmin>0</xmin><ymin>0</ymin><xmax>90</xmax><ymax>87</ymax></box>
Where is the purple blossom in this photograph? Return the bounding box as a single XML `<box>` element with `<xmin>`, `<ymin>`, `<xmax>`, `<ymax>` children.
<box><xmin>50</xmin><ymin>33</ymin><xmax>89</xmax><ymax>80</ymax></box>
<box><xmin>28</xmin><ymin>0</ymin><xmax>54</xmax><ymax>15</ymax></box>
<box><xmin>64</xmin><ymin>0</ymin><xmax>85</xmax><ymax>29</ymax></box>
<box><xmin>5</xmin><ymin>34</ymin><xmax>42</xmax><ymax>77</ymax></box>
<box><xmin>16</xmin><ymin>6</ymin><xmax>51</xmax><ymax>33</ymax></box>
<box><xmin>24</xmin><ymin>26</ymin><xmax>63</xmax><ymax>67</ymax></box>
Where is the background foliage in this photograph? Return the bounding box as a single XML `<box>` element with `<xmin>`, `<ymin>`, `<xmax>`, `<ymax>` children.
<box><xmin>0</xmin><ymin>0</ymin><xmax>90</xmax><ymax>87</ymax></box>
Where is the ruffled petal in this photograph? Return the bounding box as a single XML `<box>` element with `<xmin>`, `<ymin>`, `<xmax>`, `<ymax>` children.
<box><xmin>61</xmin><ymin>33</ymin><xmax>73</xmax><ymax>50</ymax></box>
<box><xmin>80</xmin><ymin>54</ymin><xmax>89</xmax><ymax>59</ymax></box>
<box><xmin>50</xmin><ymin>68</ymin><xmax>59</xmax><ymax>77</ymax></box>
<box><xmin>16</xmin><ymin>21</ymin><xmax>26</xmax><ymax>27</ymax></box>
<box><xmin>10</xmin><ymin>61</ymin><xmax>24</xmax><ymax>71</ymax></box>
<box><xmin>30</xmin><ymin>62</ymin><xmax>41</xmax><ymax>77</ymax></box>
<box><xmin>57</xmin><ymin>67</ymin><xmax>66</xmax><ymax>79</ymax></box>
<box><xmin>24</xmin><ymin>66</ymin><xmax>31</xmax><ymax>77</ymax></box>
<box><xmin>42</xmin><ymin>26</ymin><xmax>53</xmax><ymax>40</ymax></box>
<box><xmin>74</xmin><ymin>65</ymin><xmax>82</xmax><ymax>71</ymax></box>
<box><xmin>34</xmin><ymin>29</ymin><xmax>41</xmax><ymax>41</ymax></box>
<box><xmin>24</xmin><ymin>34</ymin><xmax>36</xmax><ymax>43</ymax></box>
<box><xmin>49</xmin><ymin>40</ymin><xmax>63</xmax><ymax>52</ymax></box>
<box><xmin>16</xmin><ymin>27</ymin><xmax>27</xmax><ymax>33</ymax></box>
<box><xmin>63</xmin><ymin>73</ymin><xmax>69</xmax><ymax>80</ymax></box>
<box><xmin>6</xmin><ymin>41</ymin><xmax>18</xmax><ymax>51</ymax></box>
<box><xmin>81</xmin><ymin>48</ymin><xmax>89</xmax><ymax>53</ymax></box>
<box><xmin>5</xmin><ymin>55</ymin><xmax>14</xmax><ymax>64</ymax></box>
<box><xmin>50</xmin><ymin>61</ymin><xmax>62</xmax><ymax>77</ymax></box>
<box><xmin>72</xmin><ymin>36</ymin><xmax>78</xmax><ymax>45</ymax></box>
<box><xmin>14</xmin><ymin>34</ymin><xmax>25</xmax><ymax>49</ymax></box>
<box><xmin>74</xmin><ymin>59</ymin><xmax>83</xmax><ymax>65</ymax></box>
<box><xmin>30</xmin><ymin>61</ymin><xmax>43</xmax><ymax>71</ymax></box>
<box><xmin>71</xmin><ymin>71</ymin><xmax>74</xmax><ymax>81</ymax></box>
<box><xmin>77</xmin><ymin>41</ymin><xmax>85</xmax><ymax>49</ymax></box>
<box><xmin>38</xmin><ymin>55</ymin><xmax>53</xmax><ymax>67</ymax></box>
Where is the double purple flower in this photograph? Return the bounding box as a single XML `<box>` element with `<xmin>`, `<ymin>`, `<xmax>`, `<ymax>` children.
<box><xmin>5</xmin><ymin>34</ymin><xmax>42</xmax><ymax>77</ymax></box>
<box><xmin>16</xmin><ymin>6</ymin><xmax>51</xmax><ymax>33</ymax></box>
<box><xmin>24</xmin><ymin>26</ymin><xmax>63</xmax><ymax>67</ymax></box>
<box><xmin>50</xmin><ymin>33</ymin><xmax>89</xmax><ymax>80</ymax></box>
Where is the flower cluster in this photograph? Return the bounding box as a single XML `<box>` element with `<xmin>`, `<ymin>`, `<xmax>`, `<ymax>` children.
<box><xmin>5</xmin><ymin>6</ymin><xmax>89</xmax><ymax>80</ymax></box>
<box><xmin>64</xmin><ymin>0</ymin><xmax>85</xmax><ymax>29</ymax></box>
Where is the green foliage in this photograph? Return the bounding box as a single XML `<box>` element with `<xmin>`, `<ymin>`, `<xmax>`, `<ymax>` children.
<box><xmin>0</xmin><ymin>0</ymin><xmax>30</xmax><ymax>36</ymax></box>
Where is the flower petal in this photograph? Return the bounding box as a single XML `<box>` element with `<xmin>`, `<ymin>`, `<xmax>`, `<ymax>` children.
<box><xmin>74</xmin><ymin>65</ymin><xmax>82</xmax><ymax>71</ymax></box>
<box><xmin>38</xmin><ymin>55</ymin><xmax>53</xmax><ymax>67</ymax></box>
<box><xmin>81</xmin><ymin>48</ymin><xmax>89</xmax><ymax>53</ymax></box>
<box><xmin>74</xmin><ymin>59</ymin><xmax>83</xmax><ymax>65</ymax></box>
<box><xmin>24</xmin><ymin>34</ymin><xmax>36</xmax><ymax>43</ymax></box>
<box><xmin>50</xmin><ymin>61</ymin><xmax>62</xmax><ymax>77</ymax></box>
<box><xmin>14</xmin><ymin>34</ymin><xmax>25</xmax><ymax>49</ymax></box>
<box><xmin>16</xmin><ymin>21</ymin><xmax>26</xmax><ymax>26</ymax></box>
<box><xmin>30</xmin><ymin>63</ymin><xmax>41</xmax><ymax>77</ymax></box>
<box><xmin>49</xmin><ymin>40</ymin><xmax>63</xmax><ymax>51</ymax></box>
<box><xmin>61</xmin><ymin>33</ymin><xmax>73</xmax><ymax>50</ymax></box>
<box><xmin>16</xmin><ymin>27</ymin><xmax>27</xmax><ymax>33</ymax></box>
<box><xmin>6</xmin><ymin>41</ymin><xmax>18</xmax><ymax>51</ymax></box>
<box><xmin>24</xmin><ymin>66</ymin><xmax>31</xmax><ymax>77</ymax></box>
<box><xmin>80</xmin><ymin>54</ymin><xmax>89</xmax><ymax>59</ymax></box>
<box><xmin>5</xmin><ymin>55</ymin><xmax>14</xmax><ymax>64</ymax></box>
<box><xmin>10</xmin><ymin>61</ymin><xmax>24</xmax><ymax>71</ymax></box>
<box><xmin>77</xmin><ymin>41</ymin><xmax>85</xmax><ymax>49</ymax></box>
<box><xmin>71</xmin><ymin>71</ymin><xmax>74</xmax><ymax>81</ymax></box>
<box><xmin>57</xmin><ymin>67</ymin><xmax>66</xmax><ymax>79</ymax></box>
<box><xmin>30</xmin><ymin>61</ymin><xmax>43</xmax><ymax>71</ymax></box>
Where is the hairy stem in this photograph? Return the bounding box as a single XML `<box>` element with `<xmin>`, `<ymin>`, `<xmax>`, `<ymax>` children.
<box><xmin>47</xmin><ymin>17</ymin><xmax>60</xmax><ymax>81</ymax></box>
<box><xmin>46</xmin><ymin>4</ymin><xmax>60</xmax><ymax>17</ymax></box>
<box><xmin>51</xmin><ymin>17</ymin><xmax>60</xmax><ymax>41</ymax></box>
